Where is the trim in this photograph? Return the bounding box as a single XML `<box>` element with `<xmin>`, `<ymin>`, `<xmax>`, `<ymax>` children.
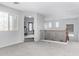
<box><xmin>41</xmin><ymin>40</ymin><xmax>68</xmax><ymax>45</ymax></box>
<box><xmin>0</xmin><ymin>40</ymin><xmax>24</xmax><ymax>48</ymax></box>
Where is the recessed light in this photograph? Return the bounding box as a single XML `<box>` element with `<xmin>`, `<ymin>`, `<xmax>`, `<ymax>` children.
<box><xmin>28</xmin><ymin>16</ymin><xmax>32</xmax><ymax>18</ymax></box>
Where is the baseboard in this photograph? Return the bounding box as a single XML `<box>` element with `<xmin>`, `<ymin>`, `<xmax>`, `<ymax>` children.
<box><xmin>41</xmin><ymin>40</ymin><xmax>68</xmax><ymax>45</ymax></box>
<box><xmin>0</xmin><ymin>40</ymin><xmax>24</xmax><ymax>48</ymax></box>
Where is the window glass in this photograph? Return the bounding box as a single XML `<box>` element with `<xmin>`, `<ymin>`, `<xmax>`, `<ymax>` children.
<box><xmin>49</xmin><ymin>22</ymin><xmax>52</xmax><ymax>28</ymax></box>
<box><xmin>0</xmin><ymin>11</ymin><xmax>18</xmax><ymax>31</ymax></box>
<box><xmin>28</xmin><ymin>22</ymin><xmax>33</xmax><ymax>31</ymax></box>
<box><xmin>56</xmin><ymin>22</ymin><xmax>59</xmax><ymax>28</ymax></box>
<box><xmin>0</xmin><ymin>12</ymin><xmax>8</xmax><ymax>31</ymax></box>
<box><xmin>9</xmin><ymin>15</ymin><xmax>18</xmax><ymax>31</ymax></box>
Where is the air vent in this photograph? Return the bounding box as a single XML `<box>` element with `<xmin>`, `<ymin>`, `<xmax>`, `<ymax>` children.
<box><xmin>13</xmin><ymin>2</ymin><xmax>20</xmax><ymax>4</ymax></box>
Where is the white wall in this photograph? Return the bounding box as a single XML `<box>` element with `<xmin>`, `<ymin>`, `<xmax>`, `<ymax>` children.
<box><xmin>0</xmin><ymin>4</ymin><xmax>45</xmax><ymax>48</ymax></box>
<box><xmin>36</xmin><ymin>14</ymin><xmax>45</xmax><ymax>41</ymax></box>
<box><xmin>0</xmin><ymin>4</ymin><xmax>24</xmax><ymax>48</ymax></box>
<box><xmin>44</xmin><ymin>17</ymin><xmax>79</xmax><ymax>42</ymax></box>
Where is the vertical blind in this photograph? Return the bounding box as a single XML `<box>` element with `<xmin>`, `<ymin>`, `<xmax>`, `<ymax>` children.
<box><xmin>0</xmin><ymin>11</ymin><xmax>18</xmax><ymax>31</ymax></box>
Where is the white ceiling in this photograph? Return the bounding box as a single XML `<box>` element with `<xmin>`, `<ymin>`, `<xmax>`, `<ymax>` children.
<box><xmin>1</xmin><ymin>2</ymin><xmax>79</xmax><ymax>18</ymax></box>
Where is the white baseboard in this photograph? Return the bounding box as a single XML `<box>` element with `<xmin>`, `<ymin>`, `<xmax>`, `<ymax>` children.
<box><xmin>0</xmin><ymin>40</ymin><xmax>24</xmax><ymax>48</ymax></box>
<box><xmin>41</xmin><ymin>40</ymin><xmax>68</xmax><ymax>45</ymax></box>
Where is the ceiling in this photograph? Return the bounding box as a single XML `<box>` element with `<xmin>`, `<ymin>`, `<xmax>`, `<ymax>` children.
<box><xmin>1</xmin><ymin>2</ymin><xmax>79</xmax><ymax>18</ymax></box>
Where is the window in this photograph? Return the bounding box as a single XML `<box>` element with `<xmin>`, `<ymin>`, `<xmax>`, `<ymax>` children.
<box><xmin>0</xmin><ymin>12</ymin><xmax>8</xmax><ymax>31</ymax></box>
<box><xmin>49</xmin><ymin>22</ymin><xmax>52</xmax><ymax>28</ymax></box>
<box><xmin>9</xmin><ymin>15</ymin><xmax>18</xmax><ymax>31</ymax></box>
<box><xmin>56</xmin><ymin>22</ymin><xmax>59</xmax><ymax>28</ymax></box>
<box><xmin>0</xmin><ymin>11</ymin><xmax>18</xmax><ymax>31</ymax></box>
<box><xmin>28</xmin><ymin>22</ymin><xmax>33</xmax><ymax>31</ymax></box>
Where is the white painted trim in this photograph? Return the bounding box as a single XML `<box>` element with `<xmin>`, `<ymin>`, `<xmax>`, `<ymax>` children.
<box><xmin>0</xmin><ymin>40</ymin><xmax>24</xmax><ymax>48</ymax></box>
<box><xmin>41</xmin><ymin>40</ymin><xmax>68</xmax><ymax>45</ymax></box>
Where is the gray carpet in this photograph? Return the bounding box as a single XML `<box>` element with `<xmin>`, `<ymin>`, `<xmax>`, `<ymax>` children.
<box><xmin>0</xmin><ymin>41</ymin><xmax>79</xmax><ymax>56</ymax></box>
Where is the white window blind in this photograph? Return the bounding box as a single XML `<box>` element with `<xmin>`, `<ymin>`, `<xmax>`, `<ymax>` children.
<box><xmin>0</xmin><ymin>12</ymin><xmax>8</xmax><ymax>31</ymax></box>
<box><xmin>0</xmin><ymin>11</ymin><xmax>18</xmax><ymax>31</ymax></box>
<box><xmin>56</xmin><ymin>22</ymin><xmax>59</xmax><ymax>28</ymax></box>
<box><xmin>9</xmin><ymin>15</ymin><xmax>18</xmax><ymax>31</ymax></box>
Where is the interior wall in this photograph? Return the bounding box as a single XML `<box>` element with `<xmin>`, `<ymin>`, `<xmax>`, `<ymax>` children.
<box><xmin>36</xmin><ymin>14</ymin><xmax>45</xmax><ymax>41</ymax></box>
<box><xmin>0</xmin><ymin>4</ymin><xmax>45</xmax><ymax>47</ymax></box>
<box><xmin>44</xmin><ymin>17</ymin><xmax>79</xmax><ymax>42</ymax></box>
<box><xmin>0</xmin><ymin>4</ymin><xmax>24</xmax><ymax>48</ymax></box>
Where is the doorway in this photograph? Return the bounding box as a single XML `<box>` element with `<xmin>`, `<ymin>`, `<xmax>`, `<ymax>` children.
<box><xmin>24</xmin><ymin>16</ymin><xmax>34</xmax><ymax>42</ymax></box>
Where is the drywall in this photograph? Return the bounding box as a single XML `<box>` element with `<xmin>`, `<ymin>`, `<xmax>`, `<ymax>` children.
<box><xmin>36</xmin><ymin>14</ymin><xmax>45</xmax><ymax>41</ymax></box>
<box><xmin>0</xmin><ymin>4</ymin><xmax>45</xmax><ymax>48</ymax></box>
<box><xmin>44</xmin><ymin>17</ymin><xmax>79</xmax><ymax>42</ymax></box>
<box><xmin>0</xmin><ymin>4</ymin><xmax>24</xmax><ymax>48</ymax></box>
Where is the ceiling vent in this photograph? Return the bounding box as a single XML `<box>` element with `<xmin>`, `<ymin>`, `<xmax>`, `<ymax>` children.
<box><xmin>13</xmin><ymin>2</ymin><xmax>20</xmax><ymax>4</ymax></box>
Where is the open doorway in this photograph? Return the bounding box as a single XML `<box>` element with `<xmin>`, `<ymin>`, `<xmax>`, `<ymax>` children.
<box><xmin>66</xmin><ymin>24</ymin><xmax>74</xmax><ymax>42</ymax></box>
<box><xmin>24</xmin><ymin>16</ymin><xmax>34</xmax><ymax>42</ymax></box>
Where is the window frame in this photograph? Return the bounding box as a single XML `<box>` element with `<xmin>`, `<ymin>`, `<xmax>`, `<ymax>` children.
<box><xmin>0</xmin><ymin>11</ymin><xmax>18</xmax><ymax>32</ymax></box>
<box><xmin>9</xmin><ymin>14</ymin><xmax>18</xmax><ymax>31</ymax></box>
<box><xmin>0</xmin><ymin>11</ymin><xmax>9</xmax><ymax>31</ymax></box>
